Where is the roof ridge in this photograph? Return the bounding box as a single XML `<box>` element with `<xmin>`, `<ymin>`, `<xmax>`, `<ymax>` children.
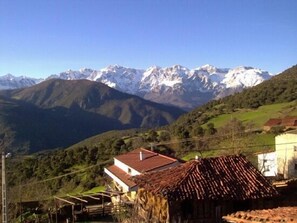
<box><xmin>140</xmin><ymin>147</ymin><xmax>178</xmax><ymax>161</ymax></box>
<box><xmin>166</xmin><ymin>161</ymin><xmax>198</xmax><ymax>192</ymax></box>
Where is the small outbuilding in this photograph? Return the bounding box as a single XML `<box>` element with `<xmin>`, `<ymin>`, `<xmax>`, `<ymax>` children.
<box><xmin>263</xmin><ymin>116</ymin><xmax>297</xmax><ymax>131</ymax></box>
<box><xmin>132</xmin><ymin>155</ymin><xmax>278</xmax><ymax>223</ymax></box>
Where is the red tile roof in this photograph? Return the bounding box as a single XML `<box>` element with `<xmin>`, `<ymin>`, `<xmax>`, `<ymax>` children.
<box><xmin>281</xmin><ymin>116</ymin><xmax>297</xmax><ymax>127</ymax></box>
<box><xmin>115</xmin><ymin>148</ymin><xmax>178</xmax><ymax>173</ymax></box>
<box><xmin>106</xmin><ymin>165</ymin><xmax>137</xmax><ymax>188</ymax></box>
<box><xmin>264</xmin><ymin>118</ymin><xmax>282</xmax><ymax>127</ymax></box>
<box><xmin>132</xmin><ymin>155</ymin><xmax>278</xmax><ymax>202</ymax></box>
<box><xmin>264</xmin><ymin>116</ymin><xmax>297</xmax><ymax>127</ymax></box>
<box><xmin>223</xmin><ymin>206</ymin><xmax>297</xmax><ymax>223</ymax></box>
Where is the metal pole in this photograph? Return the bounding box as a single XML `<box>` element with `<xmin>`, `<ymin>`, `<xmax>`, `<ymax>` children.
<box><xmin>2</xmin><ymin>151</ymin><xmax>7</xmax><ymax>223</ymax></box>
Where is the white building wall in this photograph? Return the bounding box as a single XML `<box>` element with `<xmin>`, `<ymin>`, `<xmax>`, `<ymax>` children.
<box><xmin>105</xmin><ymin>155</ymin><xmax>180</xmax><ymax>193</ymax></box>
<box><xmin>275</xmin><ymin>131</ymin><xmax>297</xmax><ymax>179</ymax></box>
<box><xmin>104</xmin><ymin>168</ymin><xmax>130</xmax><ymax>192</ymax></box>
<box><xmin>257</xmin><ymin>152</ymin><xmax>277</xmax><ymax>177</ymax></box>
<box><xmin>114</xmin><ymin>158</ymin><xmax>140</xmax><ymax>176</ymax></box>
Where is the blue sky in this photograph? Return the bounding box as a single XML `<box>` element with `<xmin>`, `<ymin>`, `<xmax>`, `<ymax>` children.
<box><xmin>0</xmin><ymin>0</ymin><xmax>296</xmax><ymax>78</ymax></box>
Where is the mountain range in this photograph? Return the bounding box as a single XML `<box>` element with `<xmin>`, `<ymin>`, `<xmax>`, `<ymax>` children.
<box><xmin>171</xmin><ymin>65</ymin><xmax>297</xmax><ymax>134</ymax></box>
<box><xmin>0</xmin><ymin>64</ymin><xmax>272</xmax><ymax>110</ymax></box>
<box><xmin>0</xmin><ymin>79</ymin><xmax>184</xmax><ymax>153</ymax></box>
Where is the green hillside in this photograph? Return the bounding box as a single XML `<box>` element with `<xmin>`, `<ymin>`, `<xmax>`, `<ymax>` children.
<box><xmin>204</xmin><ymin>101</ymin><xmax>297</xmax><ymax>129</ymax></box>
<box><xmin>170</xmin><ymin>65</ymin><xmax>297</xmax><ymax>134</ymax></box>
<box><xmin>5</xmin><ymin>64</ymin><xmax>297</xmax><ymax>203</ymax></box>
<box><xmin>0</xmin><ymin>79</ymin><xmax>185</xmax><ymax>153</ymax></box>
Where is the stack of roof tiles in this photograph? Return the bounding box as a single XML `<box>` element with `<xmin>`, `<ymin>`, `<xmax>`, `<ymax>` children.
<box><xmin>132</xmin><ymin>155</ymin><xmax>278</xmax><ymax>202</ymax></box>
<box><xmin>264</xmin><ymin>118</ymin><xmax>282</xmax><ymax>127</ymax></box>
<box><xmin>223</xmin><ymin>206</ymin><xmax>297</xmax><ymax>223</ymax></box>
<box><xmin>281</xmin><ymin>117</ymin><xmax>297</xmax><ymax>127</ymax></box>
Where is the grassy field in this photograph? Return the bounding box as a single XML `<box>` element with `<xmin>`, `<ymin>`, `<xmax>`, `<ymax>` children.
<box><xmin>182</xmin><ymin>132</ymin><xmax>275</xmax><ymax>161</ymax></box>
<box><xmin>204</xmin><ymin>101</ymin><xmax>297</xmax><ymax>129</ymax></box>
<box><xmin>83</xmin><ymin>185</ymin><xmax>106</xmax><ymax>194</ymax></box>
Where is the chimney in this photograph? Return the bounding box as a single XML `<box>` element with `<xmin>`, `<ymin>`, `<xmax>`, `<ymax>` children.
<box><xmin>140</xmin><ymin>151</ymin><xmax>145</xmax><ymax>161</ymax></box>
<box><xmin>150</xmin><ymin>143</ymin><xmax>154</xmax><ymax>151</ymax></box>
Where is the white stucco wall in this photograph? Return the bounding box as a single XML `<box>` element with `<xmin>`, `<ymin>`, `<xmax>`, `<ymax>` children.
<box><xmin>105</xmin><ymin>155</ymin><xmax>180</xmax><ymax>193</ymax></box>
<box><xmin>104</xmin><ymin>167</ymin><xmax>130</xmax><ymax>192</ymax></box>
<box><xmin>275</xmin><ymin>131</ymin><xmax>297</xmax><ymax>179</ymax></box>
<box><xmin>257</xmin><ymin>152</ymin><xmax>277</xmax><ymax>177</ymax></box>
<box><xmin>114</xmin><ymin>158</ymin><xmax>140</xmax><ymax>176</ymax></box>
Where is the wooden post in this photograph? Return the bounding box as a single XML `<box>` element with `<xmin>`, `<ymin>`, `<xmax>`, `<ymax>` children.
<box><xmin>72</xmin><ymin>205</ymin><xmax>75</xmax><ymax>223</ymax></box>
<box><xmin>55</xmin><ymin>200</ymin><xmax>58</xmax><ymax>223</ymax></box>
<box><xmin>102</xmin><ymin>194</ymin><xmax>105</xmax><ymax>216</ymax></box>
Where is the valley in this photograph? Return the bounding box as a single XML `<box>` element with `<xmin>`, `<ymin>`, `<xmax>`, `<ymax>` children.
<box><xmin>1</xmin><ymin>64</ymin><xmax>296</xmax><ymax>222</ymax></box>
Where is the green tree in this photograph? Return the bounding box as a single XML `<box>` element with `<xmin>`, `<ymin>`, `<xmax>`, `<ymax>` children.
<box><xmin>192</xmin><ymin>125</ymin><xmax>204</xmax><ymax>137</ymax></box>
<box><xmin>146</xmin><ymin>129</ymin><xmax>158</xmax><ymax>142</ymax></box>
<box><xmin>205</xmin><ymin>123</ymin><xmax>216</xmax><ymax>135</ymax></box>
<box><xmin>158</xmin><ymin>131</ymin><xmax>171</xmax><ymax>141</ymax></box>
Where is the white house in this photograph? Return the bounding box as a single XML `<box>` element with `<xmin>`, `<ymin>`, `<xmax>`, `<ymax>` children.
<box><xmin>104</xmin><ymin>147</ymin><xmax>180</xmax><ymax>199</ymax></box>
<box><xmin>257</xmin><ymin>152</ymin><xmax>277</xmax><ymax>177</ymax></box>
<box><xmin>258</xmin><ymin>130</ymin><xmax>297</xmax><ymax>179</ymax></box>
<box><xmin>275</xmin><ymin>130</ymin><xmax>297</xmax><ymax>179</ymax></box>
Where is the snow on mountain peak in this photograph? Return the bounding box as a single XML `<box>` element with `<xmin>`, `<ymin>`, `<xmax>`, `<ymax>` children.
<box><xmin>199</xmin><ymin>64</ymin><xmax>216</xmax><ymax>70</ymax></box>
<box><xmin>0</xmin><ymin>74</ymin><xmax>42</xmax><ymax>90</ymax></box>
<box><xmin>2</xmin><ymin>73</ymin><xmax>15</xmax><ymax>80</ymax></box>
<box><xmin>1</xmin><ymin>64</ymin><xmax>272</xmax><ymax>110</ymax></box>
<box><xmin>222</xmin><ymin>66</ymin><xmax>272</xmax><ymax>88</ymax></box>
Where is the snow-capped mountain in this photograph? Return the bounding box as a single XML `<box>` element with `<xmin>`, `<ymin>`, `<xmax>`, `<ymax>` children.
<box><xmin>47</xmin><ymin>68</ymin><xmax>94</xmax><ymax>80</ymax></box>
<box><xmin>88</xmin><ymin>65</ymin><xmax>144</xmax><ymax>94</ymax></box>
<box><xmin>0</xmin><ymin>64</ymin><xmax>272</xmax><ymax>110</ymax></box>
<box><xmin>0</xmin><ymin>74</ymin><xmax>42</xmax><ymax>90</ymax></box>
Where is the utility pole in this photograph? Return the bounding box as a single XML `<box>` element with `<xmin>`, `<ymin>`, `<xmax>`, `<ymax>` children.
<box><xmin>1</xmin><ymin>137</ymin><xmax>7</xmax><ymax>223</ymax></box>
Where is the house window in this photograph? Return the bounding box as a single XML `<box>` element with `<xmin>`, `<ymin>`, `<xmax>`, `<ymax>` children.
<box><xmin>295</xmin><ymin>164</ymin><xmax>297</xmax><ymax>171</ymax></box>
<box><xmin>294</xmin><ymin>146</ymin><xmax>297</xmax><ymax>152</ymax></box>
<box><xmin>128</xmin><ymin>168</ymin><xmax>132</xmax><ymax>174</ymax></box>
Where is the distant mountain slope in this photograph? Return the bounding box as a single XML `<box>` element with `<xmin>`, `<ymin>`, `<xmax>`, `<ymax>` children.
<box><xmin>1</xmin><ymin>64</ymin><xmax>272</xmax><ymax>110</ymax></box>
<box><xmin>0</xmin><ymin>74</ymin><xmax>42</xmax><ymax>90</ymax></box>
<box><xmin>0</xmin><ymin>79</ymin><xmax>184</xmax><ymax>153</ymax></box>
<box><xmin>50</xmin><ymin>64</ymin><xmax>272</xmax><ymax>110</ymax></box>
<box><xmin>171</xmin><ymin>65</ymin><xmax>297</xmax><ymax>131</ymax></box>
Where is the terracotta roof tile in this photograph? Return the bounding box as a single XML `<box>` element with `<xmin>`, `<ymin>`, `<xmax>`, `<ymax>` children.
<box><xmin>264</xmin><ymin>118</ymin><xmax>282</xmax><ymax>127</ymax></box>
<box><xmin>223</xmin><ymin>206</ymin><xmax>297</xmax><ymax>223</ymax></box>
<box><xmin>132</xmin><ymin>155</ymin><xmax>278</xmax><ymax>202</ymax></box>
<box><xmin>281</xmin><ymin>116</ymin><xmax>297</xmax><ymax>127</ymax></box>
<box><xmin>106</xmin><ymin>165</ymin><xmax>137</xmax><ymax>188</ymax></box>
<box><xmin>115</xmin><ymin>148</ymin><xmax>178</xmax><ymax>173</ymax></box>
<box><xmin>264</xmin><ymin>116</ymin><xmax>297</xmax><ymax>127</ymax></box>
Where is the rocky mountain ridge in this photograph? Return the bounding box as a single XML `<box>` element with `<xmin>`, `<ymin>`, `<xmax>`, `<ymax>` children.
<box><xmin>0</xmin><ymin>64</ymin><xmax>272</xmax><ymax>110</ymax></box>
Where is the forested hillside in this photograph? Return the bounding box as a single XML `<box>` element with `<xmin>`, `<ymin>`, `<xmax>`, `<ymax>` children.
<box><xmin>5</xmin><ymin>64</ymin><xmax>297</xmax><ymax>203</ymax></box>
<box><xmin>0</xmin><ymin>79</ymin><xmax>184</xmax><ymax>153</ymax></box>
<box><xmin>170</xmin><ymin>65</ymin><xmax>297</xmax><ymax>133</ymax></box>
